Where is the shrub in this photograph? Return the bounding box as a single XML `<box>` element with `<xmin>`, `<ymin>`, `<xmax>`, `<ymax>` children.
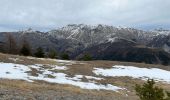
<box><xmin>82</xmin><ymin>54</ymin><xmax>92</xmax><ymax>61</ymax></box>
<box><xmin>48</xmin><ymin>50</ymin><xmax>57</xmax><ymax>59</ymax></box>
<box><xmin>61</xmin><ymin>53</ymin><xmax>69</xmax><ymax>60</ymax></box>
<box><xmin>20</xmin><ymin>45</ymin><xmax>31</xmax><ymax>56</ymax></box>
<box><xmin>135</xmin><ymin>79</ymin><xmax>170</xmax><ymax>100</ymax></box>
<box><xmin>34</xmin><ymin>47</ymin><xmax>44</xmax><ymax>58</ymax></box>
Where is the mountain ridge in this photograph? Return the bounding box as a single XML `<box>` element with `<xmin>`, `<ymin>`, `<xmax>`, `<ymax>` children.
<box><xmin>0</xmin><ymin>24</ymin><xmax>170</xmax><ymax>65</ymax></box>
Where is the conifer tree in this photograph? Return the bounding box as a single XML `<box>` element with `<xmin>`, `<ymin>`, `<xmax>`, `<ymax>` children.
<box><xmin>135</xmin><ymin>79</ymin><xmax>170</xmax><ymax>100</ymax></box>
<box><xmin>48</xmin><ymin>50</ymin><xmax>57</xmax><ymax>59</ymax></box>
<box><xmin>61</xmin><ymin>53</ymin><xmax>69</xmax><ymax>60</ymax></box>
<box><xmin>20</xmin><ymin>39</ymin><xmax>31</xmax><ymax>56</ymax></box>
<box><xmin>82</xmin><ymin>54</ymin><xmax>92</xmax><ymax>61</ymax></box>
<box><xmin>34</xmin><ymin>47</ymin><xmax>44</xmax><ymax>58</ymax></box>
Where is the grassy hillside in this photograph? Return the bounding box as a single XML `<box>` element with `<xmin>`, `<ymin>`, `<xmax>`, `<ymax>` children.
<box><xmin>0</xmin><ymin>53</ymin><xmax>170</xmax><ymax>100</ymax></box>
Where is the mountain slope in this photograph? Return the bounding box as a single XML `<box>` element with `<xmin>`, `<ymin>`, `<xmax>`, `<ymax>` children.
<box><xmin>0</xmin><ymin>24</ymin><xmax>170</xmax><ymax>65</ymax></box>
<box><xmin>77</xmin><ymin>39</ymin><xmax>170</xmax><ymax>65</ymax></box>
<box><xmin>148</xmin><ymin>30</ymin><xmax>170</xmax><ymax>53</ymax></box>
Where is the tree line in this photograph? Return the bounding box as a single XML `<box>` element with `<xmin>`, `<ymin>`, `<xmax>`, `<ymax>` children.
<box><xmin>0</xmin><ymin>33</ymin><xmax>67</xmax><ymax>59</ymax></box>
<box><xmin>0</xmin><ymin>33</ymin><xmax>92</xmax><ymax>60</ymax></box>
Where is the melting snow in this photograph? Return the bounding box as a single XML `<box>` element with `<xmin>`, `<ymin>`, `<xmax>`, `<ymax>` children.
<box><xmin>31</xmin><ymin>64</ymin><xmax>68</xmax><ymax>70</ymax></box>
<box><xmin>51</xmin><ymin>65</ymin><xmax>68</xmax><ymax>70</ymax></box>
<box><xmin>29</xmin><ymin>73</ymin><xmax>121</xmax><ymax>91</ymax></box>
<box><xmin>0</xmin><ymin>62</ymin><xmax>121</xmax><ymax>91</ymax></box>
<box><xmin>0</xmin><ymin>62</ymin><xmax>31</xmax><ymax>82</ymax></box>
<box><xmin>56</xmin><ymin>60</ymin><xmax>75</xmax><ymax>63</ymax></box>
<box><xmin>93</xmin><ymin>65</ymin><xmax>170</xmax><ymax>83</ymax></box>
<box><xmin>2</xmin><ymin>61</ymin><xmax>170</xmax><ymax>91</ymax></box>
<box><xmin>85</xmin><ymin>76</ymin><xmax>103</xmax><ymax>80</ymax></box>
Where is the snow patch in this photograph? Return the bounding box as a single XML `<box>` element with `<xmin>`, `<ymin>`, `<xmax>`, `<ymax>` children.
<box><xmin>0</xmin><ymin>62</ymin><xmax>31</xmax><ymax>82</ymax></box>
<box><xmin>85</xmin><ymin>76</ymin><xmax>103</xmax><ymax>80</ymax></box>
<box><xmin>29</xmin><ymin>73</ymin><xmax>121</xmax><ymax>91</ymax></box>
<box><xmin>56</xmin><ymin>60</ymin><xmax>75</xmax><ymax>63</ymax></box>
<box><xmin>93</xmin><ymin>65</ymin><xmax>170</xmax><ymax>83</ymax></box>
<box><xmin>108</xmin><ymin>37</ymin><xmax>118</xmax><ymax>43</ymax></box>
<box><xmin>51</xmin><ymin>65</ymin><xmax>68</xmax><ymax>70</ymax></box>
<box><xmin>8</xmin><ymin>58</ymin><xmax>23</xmax><ymax>62</ymax></box>
<box><xmin>0</xmin><ymin>62</ymin><xmax>121</xmax><ymax>91</ymax></box>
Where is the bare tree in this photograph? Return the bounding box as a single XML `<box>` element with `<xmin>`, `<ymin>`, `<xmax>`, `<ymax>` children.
<box><xmin>5</xmin><ymin>33</ymin><xmax>18</xmax><ymax>54</ymax></box>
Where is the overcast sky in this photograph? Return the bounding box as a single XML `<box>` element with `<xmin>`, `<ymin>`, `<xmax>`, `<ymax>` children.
<box><xmin>0</xmin><ymin>0</ymin><xmax>169</xmax><ymax>31</ymax></box>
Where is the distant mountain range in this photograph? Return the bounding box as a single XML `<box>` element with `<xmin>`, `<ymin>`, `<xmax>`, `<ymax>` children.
<box><xmin>1</xmin><ymin>24</ymin><xmax>170</xmax><ymax>65</ymax></box>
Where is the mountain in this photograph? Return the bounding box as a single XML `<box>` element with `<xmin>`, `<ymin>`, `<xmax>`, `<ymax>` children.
<box><xmin>147</xmin><ymin>29</ymin><xmax>170</xmax><ymax>53</ymax></box>
<box><xmin>48</xmin><ymin>24</ymin><xmax>155</xmax><ymax>45</ymax></box>
<box><xmin>77</xmin><ymin>40</ymin><xmax>170</xmax><ymax>65</ymax></box>
<box><xmin>0</xmin><ymin>24</ymin><xmax>170</xmax><ymax>65</ymax></box>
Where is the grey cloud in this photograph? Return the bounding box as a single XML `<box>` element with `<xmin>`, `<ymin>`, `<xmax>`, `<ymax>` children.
<box><xmin>0</xmin><ymin>0</ymin><xmax>169</xmax><ymax>31</ymax></box>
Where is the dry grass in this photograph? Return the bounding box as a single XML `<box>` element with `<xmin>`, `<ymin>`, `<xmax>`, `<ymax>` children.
<box><xmin>0</xmin><ymin>53</ymin><xmax>170</xmax><ymax>100</ymax></box>
<box><xmin>26</xmin><ymin>68</ymin><xmax>42</xmax><ymax>77</ymax></box>
<box><xmin>0</xmin><ymin>79</ymin><xmax>140</xmax><ymax>100</ymax></box>
<box><xmin>0</xmin><ymin>53</ymin><xmax>59</xmax><ymax>65</ymax></box>
<box><xmin>0</xmin><ymin>79</ymin><xmax>122</xmax><ymax>95</ymax></box>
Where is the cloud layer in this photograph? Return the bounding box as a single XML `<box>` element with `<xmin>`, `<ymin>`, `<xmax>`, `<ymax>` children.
<box><xmin>0</xmin><ymin>0</ymin><xmax>169</xmax><ymax>31</ymax></box>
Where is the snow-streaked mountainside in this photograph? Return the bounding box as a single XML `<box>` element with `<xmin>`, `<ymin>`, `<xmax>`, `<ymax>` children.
<box><xmin>48</xmin><ymin>24</ymin><xmax>156</xmax><ymax>46</ymax></box>
<box><xmin>0</xmin><ymin>24</ymin><xmax>170</xmax><ymax>65</ymax></box>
